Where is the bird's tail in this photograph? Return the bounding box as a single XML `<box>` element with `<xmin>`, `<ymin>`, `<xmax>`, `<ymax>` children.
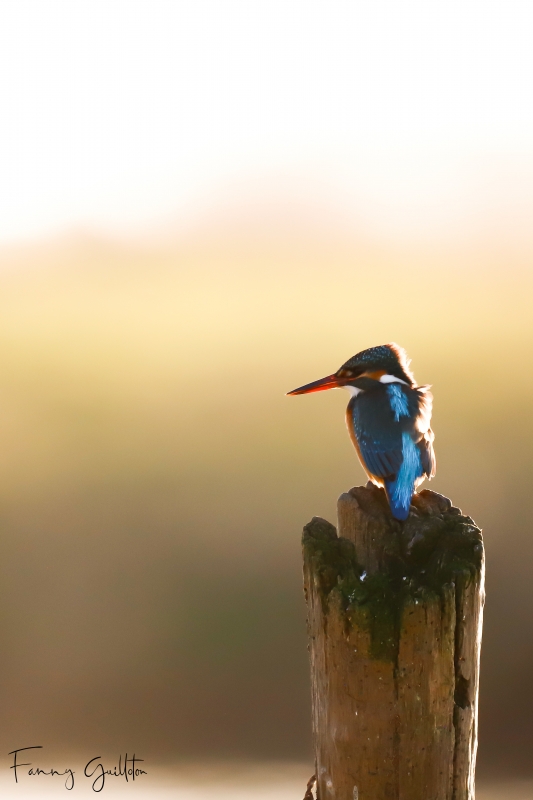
<box><xmin>384</xmin><ymin>477</ymin><xmax>413</xmax><ymax>521</ymax></box>
<box><xmin>384</xmin><ymin>432</ymin><xmax>423</xmax><ymax>521</ymax></box>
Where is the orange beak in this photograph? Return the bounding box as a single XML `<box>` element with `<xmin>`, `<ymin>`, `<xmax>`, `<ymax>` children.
<box><xmin>286</xmin><ymin>374</ymin><xmax>342</xmax><ymax>395</ymax></box>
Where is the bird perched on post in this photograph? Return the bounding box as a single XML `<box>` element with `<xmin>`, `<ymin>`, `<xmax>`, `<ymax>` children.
<box><xmin>287</xmin><ymin>343</ymin><xmax>435</xmax><ymax>521</ymax></box>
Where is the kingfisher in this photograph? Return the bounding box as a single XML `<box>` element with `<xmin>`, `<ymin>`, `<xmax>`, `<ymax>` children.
<box><xmin>287</xmin><ymin>343</ymin><xmax>435</xmax><ymax>521</ymax></box>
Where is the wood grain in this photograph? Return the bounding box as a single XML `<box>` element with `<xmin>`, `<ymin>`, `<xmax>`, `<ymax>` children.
<box><xmin>303</xmin><ymin>483</ymin><xmax>484</xmax><ymax>800</ymax></box>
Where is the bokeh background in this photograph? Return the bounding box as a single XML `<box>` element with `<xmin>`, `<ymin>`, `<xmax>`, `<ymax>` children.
<box><xmin>1</xmin><ymin>0</ymin><xmax>533</xmax><ymax>796</ymax></box>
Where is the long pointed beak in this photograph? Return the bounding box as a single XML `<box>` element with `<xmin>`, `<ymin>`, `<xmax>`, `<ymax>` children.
<box><xmin>286</xmin><ymin>374</ymin><xmax>341</xmax><ymax>395</ymax></box>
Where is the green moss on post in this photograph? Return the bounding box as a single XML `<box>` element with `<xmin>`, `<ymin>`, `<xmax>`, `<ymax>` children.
<box><xmin>302</xmin><ymin>484</ymin><xmax>484</xmax><ymax>800</ymax></box>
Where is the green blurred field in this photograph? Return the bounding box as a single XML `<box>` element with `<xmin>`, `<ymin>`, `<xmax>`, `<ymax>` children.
<box><xmin>0</xmin><ymin>227</ymin><xmax>532</xmax><ymax>777</ymax></box>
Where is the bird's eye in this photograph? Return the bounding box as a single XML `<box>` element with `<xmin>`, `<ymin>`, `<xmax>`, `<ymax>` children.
<box><xmin>338</xmin><ymin>369</ymin><xmax>354</xmax><ymax>379</ymax></box>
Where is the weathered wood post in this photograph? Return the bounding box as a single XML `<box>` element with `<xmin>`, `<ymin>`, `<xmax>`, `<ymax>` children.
<box><xmin>302</xmin><ymin>483</ymin><xmax>484</xmax><ymax>800</ymax></box>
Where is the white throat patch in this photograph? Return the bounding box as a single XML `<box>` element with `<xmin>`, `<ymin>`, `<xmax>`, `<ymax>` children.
<box><xmin>343</xmin><ymin>385</ymin><xmax>363</xmax><ymax>397</ymax></box>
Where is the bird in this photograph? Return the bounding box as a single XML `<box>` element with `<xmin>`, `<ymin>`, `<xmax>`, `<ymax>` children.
<box><xmin>287</xmin><ymin>343</ymin><xmax>435</xmax><ymax>521</ymax></box>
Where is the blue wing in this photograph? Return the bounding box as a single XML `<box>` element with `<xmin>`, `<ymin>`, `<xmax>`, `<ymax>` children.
<box><xmin>347</xmin><ymin>383</ymin><xmax>435</xmax><ymax>520</ymax></box>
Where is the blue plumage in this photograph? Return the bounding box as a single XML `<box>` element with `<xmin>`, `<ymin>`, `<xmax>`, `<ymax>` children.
<box><xmin>386</xmin><ymin>383</ymin><xmax>410</xmax><ymax>421</ymax></box>
<box><xmin>348</xmin><ymin>379</ymin><xmax>434</xmax><ymax>520</ymax></box>
<box><xmin>287</xmin><ymin>342</ymin><xmax>436</xmax><ymax>521</ymax></box>
<box><xmin>384</xmin><ymin>433</ymin><xmax>423</xmax><ymax>521</ymax></box>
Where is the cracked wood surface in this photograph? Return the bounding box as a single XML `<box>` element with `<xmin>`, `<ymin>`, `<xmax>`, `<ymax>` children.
<box><xmin>303</xmin><ymin>483</ymin><xmax>484</xmax><ymax>800</ymax></box>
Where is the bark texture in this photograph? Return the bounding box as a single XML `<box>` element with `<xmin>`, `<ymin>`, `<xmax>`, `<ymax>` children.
<box><xmin>303</xmin><ymin>483</ymin><xmax>484</xmax><ymax>800</ymax></box>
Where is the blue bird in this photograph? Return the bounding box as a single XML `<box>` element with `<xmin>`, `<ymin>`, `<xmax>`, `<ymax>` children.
<box><xmin>287</xmin><ymin>343</ymin><xmax>435</xmax><ymax>521</ymax></box>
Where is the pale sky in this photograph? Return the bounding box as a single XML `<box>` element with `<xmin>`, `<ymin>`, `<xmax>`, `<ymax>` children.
<box><xmin>0</xmin><ymin>0</ymin><xmax>532</xmax><ymax>243</ymax></box>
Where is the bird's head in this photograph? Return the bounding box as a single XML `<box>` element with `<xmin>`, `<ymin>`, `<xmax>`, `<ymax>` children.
<box><xmin>287</xmin><ymin>343</ymin><xmax>415</xmax><ymax>396</ymax></box>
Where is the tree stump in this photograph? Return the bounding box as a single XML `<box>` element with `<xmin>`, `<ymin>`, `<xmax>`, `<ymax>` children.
<box><xmin>302</xmin><ymin>483</ymin><xmax>484</xmax><ymax>800</ymax></box>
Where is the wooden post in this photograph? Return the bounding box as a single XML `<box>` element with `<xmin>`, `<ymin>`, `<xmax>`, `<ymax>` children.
<box><xmin>302</xmin><ymin>483</ymin><xmax>484</xmax><ymax>800</ymax></box>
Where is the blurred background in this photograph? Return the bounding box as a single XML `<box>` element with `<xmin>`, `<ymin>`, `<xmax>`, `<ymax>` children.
<box><xmin>0</xmin><ymin>0</ymin><xmax>533</xmax><ymax>796</ymax></box>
